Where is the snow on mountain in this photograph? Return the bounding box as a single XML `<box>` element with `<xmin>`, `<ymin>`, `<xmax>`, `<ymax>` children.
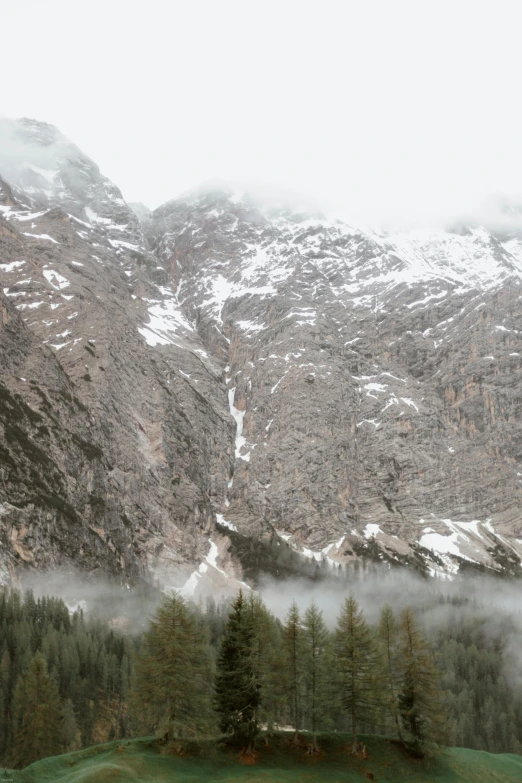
<box><xmin>144</xmin><ymin>187</ymin><xmax>522</xmax><ymax>581</ymax></box>
<box><xmin>1</xmin><ymin>122</ymin><xmax>522</xmax><ymax>590</ymax></box>
<box><xmin>0</xmin><ymin>118</ymin><xmax>142</xmax><ymax>246</ymax></box>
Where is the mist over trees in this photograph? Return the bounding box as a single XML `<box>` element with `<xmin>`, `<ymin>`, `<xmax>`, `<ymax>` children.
<box><xmin>0</xmin><ymin>590</ymin><xmax>132</xmax><ymax>767</ymax></box>
<box><xmin>2</xmin><ymin>579</ymin><xmax>522</xmax><ymax>769</ymax></box>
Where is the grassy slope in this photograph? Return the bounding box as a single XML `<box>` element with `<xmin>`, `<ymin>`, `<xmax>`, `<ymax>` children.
<box><xmin>4</xmin><ymin>734</ymin><xmax>522</xmax><ymax>783</ymax></box>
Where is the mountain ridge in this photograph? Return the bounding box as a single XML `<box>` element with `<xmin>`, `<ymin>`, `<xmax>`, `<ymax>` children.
<box><xmin>1</xmin><ymin>117</ymin><xmax>522</xmax><ymax>591</ymax></box>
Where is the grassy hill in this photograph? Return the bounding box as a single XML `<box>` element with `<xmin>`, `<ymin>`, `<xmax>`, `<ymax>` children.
<box><xmin>3</xmin><ymin>733</ymin><xmax>522</xmax><ymax>782</ymax></box>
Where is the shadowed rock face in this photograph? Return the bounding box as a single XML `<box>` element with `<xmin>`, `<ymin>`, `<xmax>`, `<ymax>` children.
<box><xmin>1</xmin><ymin>118</ymin><xmax>522</xmax><ymax>589</ymax></box>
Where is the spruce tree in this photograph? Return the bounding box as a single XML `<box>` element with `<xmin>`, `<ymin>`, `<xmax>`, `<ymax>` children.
<box><xmin>11</xmin><ymin>652</ymin><xmax>61</xmax><ymax>768</ymax></box>
<box><xmin>302</xmin><ymin>601</ymin><xmax>331</xmax><ymax>750</ymax></box>
<box><xmin>60</xmin><ymin>699</ymin><xmax>81</xmax><ymax>752</ymax></box>
<box><xmin>378</xmin><ymin>604</ymin><xmax>402</xmax><ymax>740</ymax></box>
<box><xmin>335</xmin><ymin>595</ymin><xmax>383</xmax><ymax>753</ymax></box>
<box><xmin>397</xmin><ymin>608</ymin><xmax>447</xmax><ymax>755</ymax></box>
<box><xmin>282</xmin><ymin>602</ymin><xmax>303</xmax><ymax>742</ymax></box>
<box><xmin>132</xmin><ymin>594</ymin><xmax>214</xmax><ymax>740</ymax></box>
<box><xmin>214</xmin><ymin>590</ymin><xmax>261</xmax><ymax>752</ymax></box>
<box><xmin>247</xmin><ymin>594</ymin><xmax>286</xmax><ymax>732</ymax></box>
<box><xmin>0</xmin><ymin>651</ymin><xmax>10</xmax><ymax>761</ymax></box>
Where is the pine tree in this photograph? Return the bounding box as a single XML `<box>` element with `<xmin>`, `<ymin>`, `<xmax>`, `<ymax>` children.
<box><xmin>247</xmin><ymin>593</ymin><xmax>286</xmax><ymax>732</ymax></box>
<box><xmin>60</xmin><ymin>698</ymin><xmax>81</xmax><ymax>752</ymax></box>
<box><xmin>132</xmin><ymin>594</ymin><xmax>214</xmax><ymax>741</ymax></box>
<box><xmin>335</xmin><ymin>595</ymin><xmax>383</xmax><ymax>753</ymax></box>
<box><xmin>378</xmin><ymin>604</ymin><xmax>402</xmax><ymax>740</ymax></box>
<box><xmin>302</xmin><ymin>601</ymin><xmax>331</xmax><ymax>750</ymax></box>
<box><xmin>0</xmin><ymin>651</ymin><xmax>10</xmax><ymax>693</ymax></box>
<box><xmin>0</xmin><ymin>651</ymin><xmax>10</xmax><ymax>761</ymax></box>
<box><xmin>397</xmin><ymin>608</ymin><xmax>447</xmax><ymax>756</ymax></box>
<box><xmin>214</xmin><ymin>590</ymin><xmax>261</xmax><ymax>752</ymax></box>
<box><xmin>282</xmin><ymin>602</ymin><xmax>303</xmax><ymax>742</ymax></box>
<box><xmin>11</xmin><ymin>652</ymin><xmax>61</xmax><ymax>768</ymax></box>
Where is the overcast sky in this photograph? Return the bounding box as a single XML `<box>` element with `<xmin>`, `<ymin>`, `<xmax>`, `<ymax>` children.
<box><xmin>2</xmin><ymin>1</ymin><xmax>522</xmax><ymax>226</ymax></box>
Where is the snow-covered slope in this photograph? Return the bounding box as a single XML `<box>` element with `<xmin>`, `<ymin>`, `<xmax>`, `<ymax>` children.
<box><xmin>0</xmin><ymin>118</ymin><xmax>140</xmax><ymax>239</ymax></box>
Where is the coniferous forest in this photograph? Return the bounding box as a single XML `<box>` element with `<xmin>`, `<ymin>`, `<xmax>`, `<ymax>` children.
<box><xmin>0</xmin><ymin>590</ymin><xmax>132</xmax><ymax>766</ymax></box>
<box><xmin>1</xmin><ymin>583</ymin><xmax>522</xmax><ymax>769</ymax></box>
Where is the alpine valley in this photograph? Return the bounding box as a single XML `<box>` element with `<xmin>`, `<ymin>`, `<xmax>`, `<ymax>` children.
<box><xmin>2</xmin><ymin>117</ymin><xmax>522</xmax><ymax>592</ymax></box>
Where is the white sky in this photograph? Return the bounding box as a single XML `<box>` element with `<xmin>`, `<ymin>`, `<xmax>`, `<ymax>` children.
<box><xmin>2</xmin><ymin>0</ymin><xmax>522</xmax><ymax>226</ymax></box>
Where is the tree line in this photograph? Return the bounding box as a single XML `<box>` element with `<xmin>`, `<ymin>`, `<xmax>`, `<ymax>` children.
<box><xmin>0</xmin><ymin>589</ymin><xmax>132</xmax><ymax>767</ymax></box>
<box><xmin>432</xmin><ymin>597</ymin><xmax>522</xmax><ymax>754</ymax></box>
<box><xmin>132</xmin><ymin>590</ymin><xmax>446</xmax><ymax>757</ymax></box>
<box><xmin>2</xmin><ymin>586</ymin><xmax>522</xmax><ymax>769</ymax></box>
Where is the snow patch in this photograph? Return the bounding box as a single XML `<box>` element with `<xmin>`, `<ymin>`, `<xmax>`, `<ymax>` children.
<box><xmin>43</xmin><ymin>270</ymin><xmax>70</xmax><ymax>290</ymax></box>
<box><xmin>178</xmin><ymin>537</ymin><xmax>230</xmax><ymax>596</ymax></box>
<box><xmin>0</xmin><ymin>261</ymin><xmax>26</xmax><ymax>272</ymax></box>
<box><xmin>23</xmin><ymin>232</ymin><xmax>58</xmax><ymax>244</ymax></box>
<box><xmin>16</xmin><ymin>301</ymin><xmax>44</xmax><ymax>310</ymax></box>
<box><xmin>139</xmin><ymin>287</ymin><xmax>193</xmax><ymax>346</ymax></box>
<box><xmin>228</xmin><ymin>388</ymin><xmax>252</xmax><ymax>461</ymax></box>
<box><xmin>364</xmin><ymin>382</ymin><xmax>387</xmax><ymax>398</ymax></box>
<box><xmin>235</xmin><ymin>319</ymin><xmax>265</xmax><ymax>335</ymax></box>
<box><xmin>357</xmin><ymin>419</ymin><xmax>381</xmax><ymax>428</ymax></box>
<box><xmin>216</xmin><ymin>513</ymin><xmax>238</xmax><ymax>532</ymax></box>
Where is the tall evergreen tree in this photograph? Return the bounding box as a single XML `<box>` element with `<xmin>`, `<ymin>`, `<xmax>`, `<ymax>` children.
<box><xmin>214</xmin><ymin>590</ymin><xmax>261</xmax><ymax>753</ymax></box>
<box><xmin>247</xmin><ymin>594</ymin><xmax>286</xmax><ymax>731</ymax></box>
<box><xmin>0</xmin><ymin>650</ymin><xmax>10</xmax><ymax>761</ymax></box>
<box><xmin>378</xmin><ymin>604</ymin><xmax>402</xmax><ymax>740</ymax></box>
<box><xmin>132</xmin><ymin>594</ymin><xmax>214</xmax><ymax>740</ymax></box>
<box><xmin>335</xmin><ymin>595</ymin><xmax>383</xmax><ymax>753</ymax></box>
<box><xmin>302</xmin><ymin>601</ymin><xmax>331</xmax><ymax>750</ymax></box>
<box><xmin>11</xmin><ymin>652</ymin><xmax>61</xmax><ymax>768</ymax></box>
<box><xmin>397</xmin><ymin>608</ymin><xmax>447</xmax><ymax>755</ymax></box>
<box><xmin>60</xmin><ymin>698</ymin><xmax>81</xmax><ymax>752</ymax></box>
<box><xmin>282</xmin><ymin>602</ymin><xmax>303</xmax><ymax>742</ymax></box>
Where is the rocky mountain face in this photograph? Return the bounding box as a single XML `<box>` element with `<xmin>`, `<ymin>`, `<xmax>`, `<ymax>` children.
<box><xmin>1</xmin><ymin>118</ymin><xmax>522</xmax><ymax>590</ymax></box>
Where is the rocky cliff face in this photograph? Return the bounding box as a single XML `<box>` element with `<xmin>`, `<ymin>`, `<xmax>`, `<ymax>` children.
<box><xmin>1</xmin><ymin>118</ymin><xmax>522</xmax><ymax>589</ymax></box>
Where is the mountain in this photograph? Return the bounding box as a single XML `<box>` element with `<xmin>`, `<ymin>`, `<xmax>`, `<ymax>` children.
<box><xmin>1</xmin><ymin>117</ymin><xmax>522</xmax><ymax>591</ymax></box>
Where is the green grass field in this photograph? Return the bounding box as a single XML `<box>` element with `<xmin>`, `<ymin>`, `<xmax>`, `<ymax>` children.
<box><xmin>4</xmin><ymin>733</ymin><xmax>522</xmax><ymax>783</ymax></box>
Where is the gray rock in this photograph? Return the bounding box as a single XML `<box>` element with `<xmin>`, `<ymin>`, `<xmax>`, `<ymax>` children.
<box><xmin>1</xmin><ymin>120</ymin><xmax>522</xmax><ymax>590</ymax></box>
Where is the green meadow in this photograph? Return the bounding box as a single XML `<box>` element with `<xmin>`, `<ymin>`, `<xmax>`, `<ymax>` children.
<box><xmin>4</xmin><ymin>733</ymin><xmax>522</xmax><ymax>783</ymax></box>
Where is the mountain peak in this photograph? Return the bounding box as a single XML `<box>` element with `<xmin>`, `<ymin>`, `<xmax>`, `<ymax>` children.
<box><xmin>15</xmin><ymin>116</ymin><xmax>64</xmax><ymax>146</ymax></box>
<box><xmin>2</xmin><ymin>118</ymin><xmax>522</xmax><ymax>589</ymax></box>
<box><xmin>0</xmin><ymin>116</ymin><xmax>142</xmax><ymax>241</ymax></box>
